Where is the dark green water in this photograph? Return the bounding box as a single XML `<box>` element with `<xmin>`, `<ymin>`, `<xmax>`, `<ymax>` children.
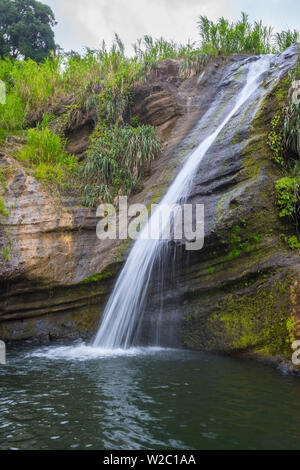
<box><xmin>1</xmin><ymin>344</ymin><xmax>300</xmax><ymax>450</ymax></box>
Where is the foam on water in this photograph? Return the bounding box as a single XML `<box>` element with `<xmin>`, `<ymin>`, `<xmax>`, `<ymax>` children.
<box><xmin>26</xmin><ymin>343</ymin><xmax>173</xmax><ymax>361</ymax></box>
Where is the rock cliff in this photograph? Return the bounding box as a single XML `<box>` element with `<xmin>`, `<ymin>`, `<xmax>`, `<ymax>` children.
<box><xmin>1</xmin><ymin>47</ymin><xmax>300</xmax><ymax>371</ymax></box>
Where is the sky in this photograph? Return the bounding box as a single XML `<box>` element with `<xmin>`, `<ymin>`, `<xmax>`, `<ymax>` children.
<box><xmin>45</xmin><ymin>0</ymin><xmax>299</xmax><ymax>54</ymax></box>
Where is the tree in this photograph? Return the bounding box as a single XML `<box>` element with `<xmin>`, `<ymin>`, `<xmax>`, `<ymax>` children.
<box><xmin>0</xmin><ymin>0</ymin><xmax>57</xmax><ymax>61</ymax></box>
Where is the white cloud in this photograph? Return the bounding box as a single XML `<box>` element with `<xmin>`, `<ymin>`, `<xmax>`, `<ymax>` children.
<box><xmin>47</xmin><ymin>0</ymin><xmax>236</xmax><ymax>53</ymax></box>
<box><xmin>46</xmin><ymin>0</ymin><xmax>299</xmax><ymax>54</ymax></box>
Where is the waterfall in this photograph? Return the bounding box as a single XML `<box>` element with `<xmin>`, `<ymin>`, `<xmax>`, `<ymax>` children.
<box><xmin>93</xmin><ymin>55</ymin><xmax>272</xmax><ymax>350</ymax></box>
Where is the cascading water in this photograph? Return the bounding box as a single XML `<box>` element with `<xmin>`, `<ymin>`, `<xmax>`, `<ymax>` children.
<box><xmin>93</xmin><ymin>55</ymin><xmax>273</xmax><ymax>350</ymax></box>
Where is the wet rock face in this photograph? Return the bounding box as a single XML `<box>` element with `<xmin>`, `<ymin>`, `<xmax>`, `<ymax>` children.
<box><xmin>140</xmin><ymin>46</ymin><xmax>300</xmax><ymax>365</ymax></box>
<box><xmin>0</xmin><ymin>56</ymin><xmax>226</xmax><ymax>342</ymax></box>
<box><xmin>0</xmin><ymin>152</ymin><xmax>124</xmax><ymax>341</ymax></box>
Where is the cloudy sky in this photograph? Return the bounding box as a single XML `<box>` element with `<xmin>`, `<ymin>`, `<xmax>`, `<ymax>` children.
<box><xmin>45</xmin><ymin>0</ymin><xmax>299</xmax><ymax>54</ymax></box>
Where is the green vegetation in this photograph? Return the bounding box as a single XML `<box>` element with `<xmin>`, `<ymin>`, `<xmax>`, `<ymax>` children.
<box><xmin>198</xmin><ymin>12</ymin><xmax>299</xmax><ymax>55</ymax></box>
<box><xmin>275</xmin><ymin>177</ymin><xmax>299</xmax><ymax>220</ymax></box>
<box><xmin>0</xmin><ymin>13</ymin><xmax>299</xmax><ymax>208</ymax></box>
<box><xmin>0</xmin><ymin>38</ymin><xmax>164</xmax><ymax>205</ymax></box>
<box><xmin>275</xmin><ymin>30</ymin><xmax>299</xmax><ymax>53</ymax></box>
<box><xmin>17</xmin><ymin>114</ymin><xmax>78</xmax><ymax>183</ymax></box>
<box><xmin>81</xmin><ymin>124</ymin><xmax>161</xmax><ymax>205</ymax></box>
<box><xmin>0</xmin><ymin>167</ymin><xmax>8</xmax><ymax>217</ymax></box>
<box><xmin>267</xmin><ymin>54</ymin><xmax>300</xmax><ymax>245</ymax></box>
<box><xmin>267</xmin><ymin>65</ymin><xmax>300</xmax><ymax>169</ymax></box>
<box><xmin>287</xmin><ymin>235</ymin><xmax>300</xmax><ymax>250</ymax></box>
<box><xmin>2</xmin><ymin>245</ymin><xmax>10</xmax><ymax>262</ymax></box>
<box><xmin>0</xmin><ymin>0</ymin><xmax>57</xmax><ymax>61</ymax></box>
<box><xmin>0</xmin><ymin>196</ymin><xmax>7</xmax><ymax>216</ymax></box>
<box><xmin>213</xmin><ymin>278</ymin><xmax>295</xmax><ymax>357</ymax></box>
<box><xmin>81</xmin><ymin>268</ymin><xmax>115</xmax><ymax>284</ymax></box>
<box><xmin>198</xmin><ymin>12</ymin><xmax>273</xmax><ymax>55</ymax></box>
<box><xmin>184</xmin><ymin>274</ymin><xmax>296</xmax><ymax>359</ymax></box>
<box><xmin>134</xmin><ymin>36</ymin><xmax>210</xmax><ymax>77</ymax></box>
<box><xmin>226</xmin><ymin>224</ymin><xmax>260</xmax><ymax>261</ymax></box>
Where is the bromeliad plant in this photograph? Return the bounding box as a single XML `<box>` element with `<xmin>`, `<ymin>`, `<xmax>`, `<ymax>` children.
<box><xmin>81</xmin><ymin>124</ymin><xmax>161</xmax><ymax>206</ymax></box>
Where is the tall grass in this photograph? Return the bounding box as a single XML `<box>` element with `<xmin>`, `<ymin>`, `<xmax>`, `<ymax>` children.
<box><xmin>198</xmin><ymin>13</ymin><xmax>299</xmax><ymax>55</ymax></box>
<box><xmin>0</xmin><ymin>14</ymin><xmax>299</xmax><ymax>205</ymax></box>
<box><xmin>274</xmin><ymin>30</ymin><xmax>299</xmax><ymax>53</ymax></box>
<box><xmin>133</xmin><ymin>36</ymin><xmax>210</xmax><ymax>77</ymax></box>
<box><xmin>1</xmin><ymin>14</ymin><xmax>298</xmax><ymax>132</ymax></box>
<box><xmin>18</xmin><ymin>114</ymin><xmax>78</xmax><ymax>183</ymax></box>
<box><xmin>198</xmin><ymin>12</ymin><xmax>273</xmax><ymax>55</ymax></box>
<box><xmin>0</xmin><ymin>38</ymin><xmax>147</xmax><ymax>132</ymax></box>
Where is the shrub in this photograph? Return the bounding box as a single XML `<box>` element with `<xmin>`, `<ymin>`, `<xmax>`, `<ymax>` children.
<box><xmin>18</xmin><ymin>115</ymin><xmax>78</xmax><ymax>183</ymax></box>
<box><xmin>19</xmin><ymin>126</ymin><xmax>66</xmax><ymax>165</ymax></box>
<box><xmin>287</xmin><ymin>235</ymin><xmax>300</xmax><ymax>250</ymax></box>
<box><xmin>275</xmin><ymin>177</ymin><xmax>300</xmax><ymax>221</ymax></box>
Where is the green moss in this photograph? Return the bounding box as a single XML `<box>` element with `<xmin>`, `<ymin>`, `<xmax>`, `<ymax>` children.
<box><xmin>214</xmin><ymin>194</ymin><xmax>227</xmax><ymax>224</ymax></box>
<box><xmin>2</xmin><ymin>246</ymin><xmax>10</xmax><ymax>262</ymax></box>
<box><xmin>274</xmin><ymin>75</ymin><xmax>292</xmax><ymax>103</ymax></box>
<box><xmin>212</xmin><ymin>277</ymin><xmax>294</xmax><ymax>357</ymax></box>
<box><xmin>0</xmin><ymin>166</ymin><xmax>9</xmax><ymax>217</ymax></box>
<box><xmin>243</xmin><ymin>151</ymin><xmax>262</xmax><ymax>179</ymax></box>
<box><xmin>264</xmin><ymin>50</ymin><xmax>300</xmax><ymax>248</ymax></box>
<box><xmin>148</xmin><ymin>186</ymin><xmax>165</xmax><ymax>206</ymax></box>
<box><xmin>225</xmin><ymin>223</ymin><xmax>263</xmax><ymax>262</ymax></box>
<box><xmin>234</xmin><ymin>69</ymin><xmax>243</xmax><ymax>81</ymax></box>
<box><xmin>82</xmin><ymin>269</ymin><xmax>113</xmax><ymax>284</ymax></box>
<box><xmin>227</xmin><ymin>247</ymin><xmax>241</xmax><ymax>260</ymax></box>
<box><xmin>184</xmin><ymin>51</ymin><xmax>300</xmax><ymax>359</ymax></box>
<box><xmin>113</xmin><ymin>238</ymin><xmax>133</xmax><ymax>263</ymax></box>
<box><xmin>0</xmin><ymin>196</ymin><xmax>8</xmax><ymax>216</ymax></box>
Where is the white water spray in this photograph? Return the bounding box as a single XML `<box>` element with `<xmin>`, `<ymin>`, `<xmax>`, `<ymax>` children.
<box><xmin>93</xmin><ymin>55</ymin><xmax>271</xmax><ymax>349</ymax></box>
